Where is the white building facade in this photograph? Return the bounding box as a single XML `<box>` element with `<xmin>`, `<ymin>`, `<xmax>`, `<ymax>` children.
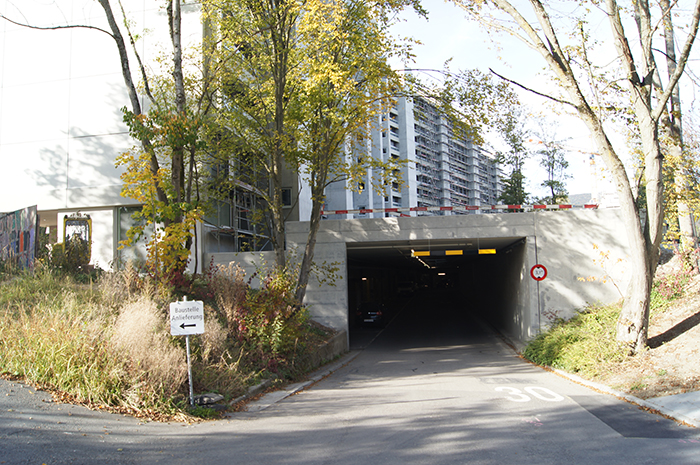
<box><xmin>0</xmin><ymin>1</ymin><xmax>200</xmax><ymax>269</ymax></box>
<box><xmin>0</xmin><ymin>1</ymin><xmax>311</xmax><ymax>270</ymax></box>
<box><xmin>323</xmin><ymin>96</ymin><xmax>501</xmax><ymax>219</ymax></box>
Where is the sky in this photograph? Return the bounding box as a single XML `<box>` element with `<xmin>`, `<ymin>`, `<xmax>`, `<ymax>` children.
<box><xmin>388</xmin><ymin>0</ymin><xmax>627</xmax><ymax>200</ymax></box>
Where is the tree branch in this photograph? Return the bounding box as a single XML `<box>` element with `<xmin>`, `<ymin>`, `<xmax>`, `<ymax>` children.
<box><xmin>651</xmin><ymin>0</ymin><xmax>700</xmax><ymax>122</ymax></box>
<box><xmin>488</xmin><ymin>68</ymin><xmax>576</xmax><ymax>108</ymax></box>
<box><xmin>0</xmin><ymin>13</ymin><xmax>113</xmax><ymax>38</ymax></box>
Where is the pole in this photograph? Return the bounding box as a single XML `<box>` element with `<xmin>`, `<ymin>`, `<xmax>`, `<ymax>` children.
<box><xmin>186</xmin><ymin>334</ymin><xmax>194</xmax><ymax>408</ymax></box>
<box><xmin>183</xmin><ymin>296</ymin><xmax>195</xmax><ymax>407</ymax></box>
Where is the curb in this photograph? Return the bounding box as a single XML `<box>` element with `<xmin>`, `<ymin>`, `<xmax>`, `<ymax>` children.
<box><xmin>226</xmin><ymin>351</ymin><xmax>361</xmax><ymax>415</ymax></box>
<box><xmin>550</xmin><ymin>368</ymin><xmax>700</xmax><ymax>428</ymax></box>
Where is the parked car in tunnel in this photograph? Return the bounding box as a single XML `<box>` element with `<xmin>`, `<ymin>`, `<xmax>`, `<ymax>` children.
<box><xmin>356</xmin><ymin>302</ymin><xmax>386</xmax><ymax>327</ymax></box>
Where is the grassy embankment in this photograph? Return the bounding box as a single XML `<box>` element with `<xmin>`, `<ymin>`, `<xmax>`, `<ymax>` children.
<box><xmin>523</xmin><ymin>262</ymin><xmax>692</xmax><ymax>376</ymax></box>
<box><xmin>0</xmin><ymin>263</ymin><xmax>334</xmax><ymax>421</ymax></box>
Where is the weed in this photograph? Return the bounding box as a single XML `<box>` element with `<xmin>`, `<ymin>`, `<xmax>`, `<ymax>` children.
<box><xmin>186</xmin><ymin>404</ymin><xmax>223</xmax><ymax>419</ymax></box>
<box><xmin>629</xmin><ymin>380</ymin><xmax>648</xmax><ymax>391</ymax></box>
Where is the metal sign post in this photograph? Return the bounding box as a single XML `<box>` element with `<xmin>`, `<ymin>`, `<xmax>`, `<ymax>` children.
<box><xmin>185</xmin><ymin>333</ymin><xmax>194</xmax><ymax>408</ymax></box>
<box><xmin>169</xmin><ymin>296</ymin><xmax>205</xmax><ymax>408</ymax></box>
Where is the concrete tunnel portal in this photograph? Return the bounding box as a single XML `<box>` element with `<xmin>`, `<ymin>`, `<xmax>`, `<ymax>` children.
<box><xmin>346</xmin><ymin>236</ymin><xmax>529</xmax><ymax>343</ymax></box>
<box><xmin>210</xmin><ymin>209</ymin><xmax>630</xmax><ymax>350</ymax></box>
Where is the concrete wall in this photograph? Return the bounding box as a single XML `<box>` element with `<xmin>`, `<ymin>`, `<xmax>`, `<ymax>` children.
<box><xmin>207</xmin><ymin>208</ymin><xmax>630</xmax><ymax>348</ymax></box>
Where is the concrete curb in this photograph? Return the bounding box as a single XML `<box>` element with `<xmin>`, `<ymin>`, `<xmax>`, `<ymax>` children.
<box><xmin>226</xmin><ymin>350</ymin><xmax>361</xmax><ymax>415</ymax></box>
<box><xmin>550</xmin><ymin>368</ymin><xmax>700</xmax><ymax>428</ymax></box>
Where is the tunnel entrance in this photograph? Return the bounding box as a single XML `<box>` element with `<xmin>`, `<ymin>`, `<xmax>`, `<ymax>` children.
<box><xmin>210</xmin><ymin>208</ymin><xmax>627</xmax><ymax>349</ymax></box>
<box><xmin>346</xmin><ymin>237</ymin><xmax>527</xmax><ymax>348</ymax></box>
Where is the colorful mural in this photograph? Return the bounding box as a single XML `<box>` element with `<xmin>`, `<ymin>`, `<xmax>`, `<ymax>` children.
<box><xmin>0</xmin><ymin>205</ymin><xmax>37</xmax><ymax>270</ymax></box>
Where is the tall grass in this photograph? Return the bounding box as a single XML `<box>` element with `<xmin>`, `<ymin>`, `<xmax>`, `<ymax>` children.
<box><xmin>0</xmin><ymin>262</ymin><xmax>335</xmax><ymax>420</ymax></box>
<box><xmin>0</xmin><ymin>274</ymin><xmax>125</xmax><ymax>405</ymax></box>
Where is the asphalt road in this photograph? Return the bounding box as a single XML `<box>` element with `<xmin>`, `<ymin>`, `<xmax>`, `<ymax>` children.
<box><xmin>2</xmin><ymin>292</ymin><xmax>700</xmax><ymax>464</ymax></box>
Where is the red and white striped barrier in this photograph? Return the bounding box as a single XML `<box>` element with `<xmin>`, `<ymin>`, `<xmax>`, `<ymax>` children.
<box><xmin>320</xmin><ymin>204</ymin><xmax>598</xmax><ymax>216</ymax></box>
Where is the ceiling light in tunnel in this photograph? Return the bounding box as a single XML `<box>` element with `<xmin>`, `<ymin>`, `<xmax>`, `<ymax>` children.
<box><xmin>478</xmin><ymin>249</ymin><xmax>496</xmax><ymax>255</ymax></box>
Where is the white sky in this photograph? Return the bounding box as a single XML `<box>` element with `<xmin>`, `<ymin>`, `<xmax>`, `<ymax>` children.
<box><xmin>388</xmin><ymin>0</ymin><xmax>700</xmax><ymax>200</ymax></box>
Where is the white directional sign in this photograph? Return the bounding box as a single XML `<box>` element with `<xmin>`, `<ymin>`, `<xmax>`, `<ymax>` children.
<box><xmin>170</xmin><ymin>300</ymin><xmax>205</xmax><ymax>336</ymax></box>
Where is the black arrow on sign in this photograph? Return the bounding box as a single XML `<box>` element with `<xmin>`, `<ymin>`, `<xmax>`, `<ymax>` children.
<box><xmin>180</xmin><ymin>323</ymin><xmax>197</xmax><ymax>329</ymax></box>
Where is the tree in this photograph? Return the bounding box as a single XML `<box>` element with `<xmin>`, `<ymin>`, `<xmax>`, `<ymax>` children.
<box><xmin>104</xmin><ymin>0</ymin><xmax>213</xmax><ymax>280</ymax></box>
<box><xmin>496</xmin><ymin>111</ymin><xmax>530</xmax><ymax>205</ymax></box>
<box><xmin>663</xmin><ymin>118</ymin><xmax>700</xmax><ymax>264</ymax></box>
<box><xmin>291</xmin><ymin>0</ymin><xmax>415</xmax><ymax>304</ymax></box>
<box><xmin>204</xmin><ymin>0</ymin><xmax>302</xmax><ymax>270</ymax></box>
<box><xmin>534</xmin><ymin>126</ymin><xmax>570</xmax><ymax>204</ymax></box>
<box><xmin>658</xmin><ymin>0</ymin><xmax>698</xmax><ymax>260</ymax></box>
<box><xmin>207</xmin><ymin>0</ymin><xmax>420</xmax><ymax>304</ymax></box>
<box><xmin>454</xmin><ymin>0</ymin><xmax>700</xmax><ymax>353</ymax></box>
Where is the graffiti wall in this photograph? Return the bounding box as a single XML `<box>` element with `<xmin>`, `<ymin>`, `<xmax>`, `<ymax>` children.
<box><xmin>0</xmin><ymin>205</ymin><xmax>37</xmax><ymax>270</ymax></box>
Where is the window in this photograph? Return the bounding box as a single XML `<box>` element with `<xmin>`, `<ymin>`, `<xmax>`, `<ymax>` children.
<box><xmin>282</xmin><ymin>188</ymin><xmax>292</xmax><ymax>207</ymax></box>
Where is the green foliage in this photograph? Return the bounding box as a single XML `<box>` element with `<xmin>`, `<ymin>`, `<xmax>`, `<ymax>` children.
<box><xmin>53</xmin><ymin>236</ymin><xmax>91</xmax><ymax>272</ymax></box>
<box><xmin>115</xmin><ymin>149</ymin><xmax>203</xmax><ymax>283</ymax></box>
<box><xmin>523</xmin><ymin>303</ymin><xmax>627</xmax><ymax>377</ymax></box>
<box><xmin>209</xmin><ymin>263</ymin><xmax>324</xmax><ymax>378</ymax></box>
<box><xmin>499</xmin><ymin>170</ymin><xmax>529</xmax><ymax>205</ymax></box>
<box><xmin>650</xmin><ymin>264</ymin><xmax>693</xmax><ymax>313</ymax></box>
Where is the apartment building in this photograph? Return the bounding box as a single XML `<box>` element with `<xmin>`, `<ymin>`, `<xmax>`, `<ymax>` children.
<box><xmin>323</xmin><ymin>96</ymin><xmax>501</xmax><ymax>219</ymax></box>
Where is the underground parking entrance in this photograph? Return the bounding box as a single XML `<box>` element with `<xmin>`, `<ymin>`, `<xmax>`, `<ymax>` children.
<box><xmin>209</xmin><ymin>209</ymin><xmax>630</xmax><ymax>352</ymax></box>
<box><xmin>346</xmin><ymin>237</ymin><xmax>528</xmax><ymax>349</ymax></box>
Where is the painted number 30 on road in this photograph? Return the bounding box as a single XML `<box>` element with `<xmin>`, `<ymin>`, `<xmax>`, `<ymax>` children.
<box><xmin>495</xmin><ymin>386</ymin><xmax>564</xmax><ymax>402</ymax></box>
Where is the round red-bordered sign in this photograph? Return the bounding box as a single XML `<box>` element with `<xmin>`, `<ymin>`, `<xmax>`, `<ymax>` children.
<box><xmin>530</xmin><ymin>264</ymin><xmax>547</xmax><ymax>281</ymax></box>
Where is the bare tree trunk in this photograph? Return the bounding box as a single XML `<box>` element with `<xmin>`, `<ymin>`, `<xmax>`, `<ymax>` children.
<box><xmin>270</xmin><ymin>153</ymin><xmax>287</xmax><ymax>269</ymax></box>
<box><xmin>97</xmin><ymin>0</ymin><xmax>168</xmax><ymax>204</ymax></box>
<box><xmin>269</xmin><ymin>0</ymin><xmax>295</xmax><ymax>269</ymax></box>
<box><xmin>606</xmin><ymin>0</ymin><xmax>665</xmax><ymax>352</ymax></box>
<box><xmin>168</xmin><ymin>0</ymin><xmax>186</xmax><ymax>210</ymax></box>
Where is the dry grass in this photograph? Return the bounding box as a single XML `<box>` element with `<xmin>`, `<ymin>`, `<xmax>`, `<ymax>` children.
<box><xmin>211</xmin><ymin>263</ymin><xmax>248</xmax><ymax>335</ymax></box>
<box><xmin>0</xmin><ymin>263</ymin><xmax>336</xmax><ymax>421</ymax></box>
<box><xmin>111</xmin><ymin>298</ymin><xmax>187</xmax><ymax>408</ymax></box>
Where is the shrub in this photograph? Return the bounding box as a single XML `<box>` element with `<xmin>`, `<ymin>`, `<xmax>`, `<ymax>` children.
<box><xmin>0</xmin><ymin>260</ymin><xmax>334</xmax><ymax>420</ymax></box>
<box><xmin>523</xmin><ymin>303</ymin><xmax>627</xmax><ymax>377</ymax></box>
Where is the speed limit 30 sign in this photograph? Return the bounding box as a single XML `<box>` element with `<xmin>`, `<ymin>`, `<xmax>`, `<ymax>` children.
<box><xmin>530</xmin><ymin>264</ymin><xmax>547</xmax><ymax>281</ymax></box>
